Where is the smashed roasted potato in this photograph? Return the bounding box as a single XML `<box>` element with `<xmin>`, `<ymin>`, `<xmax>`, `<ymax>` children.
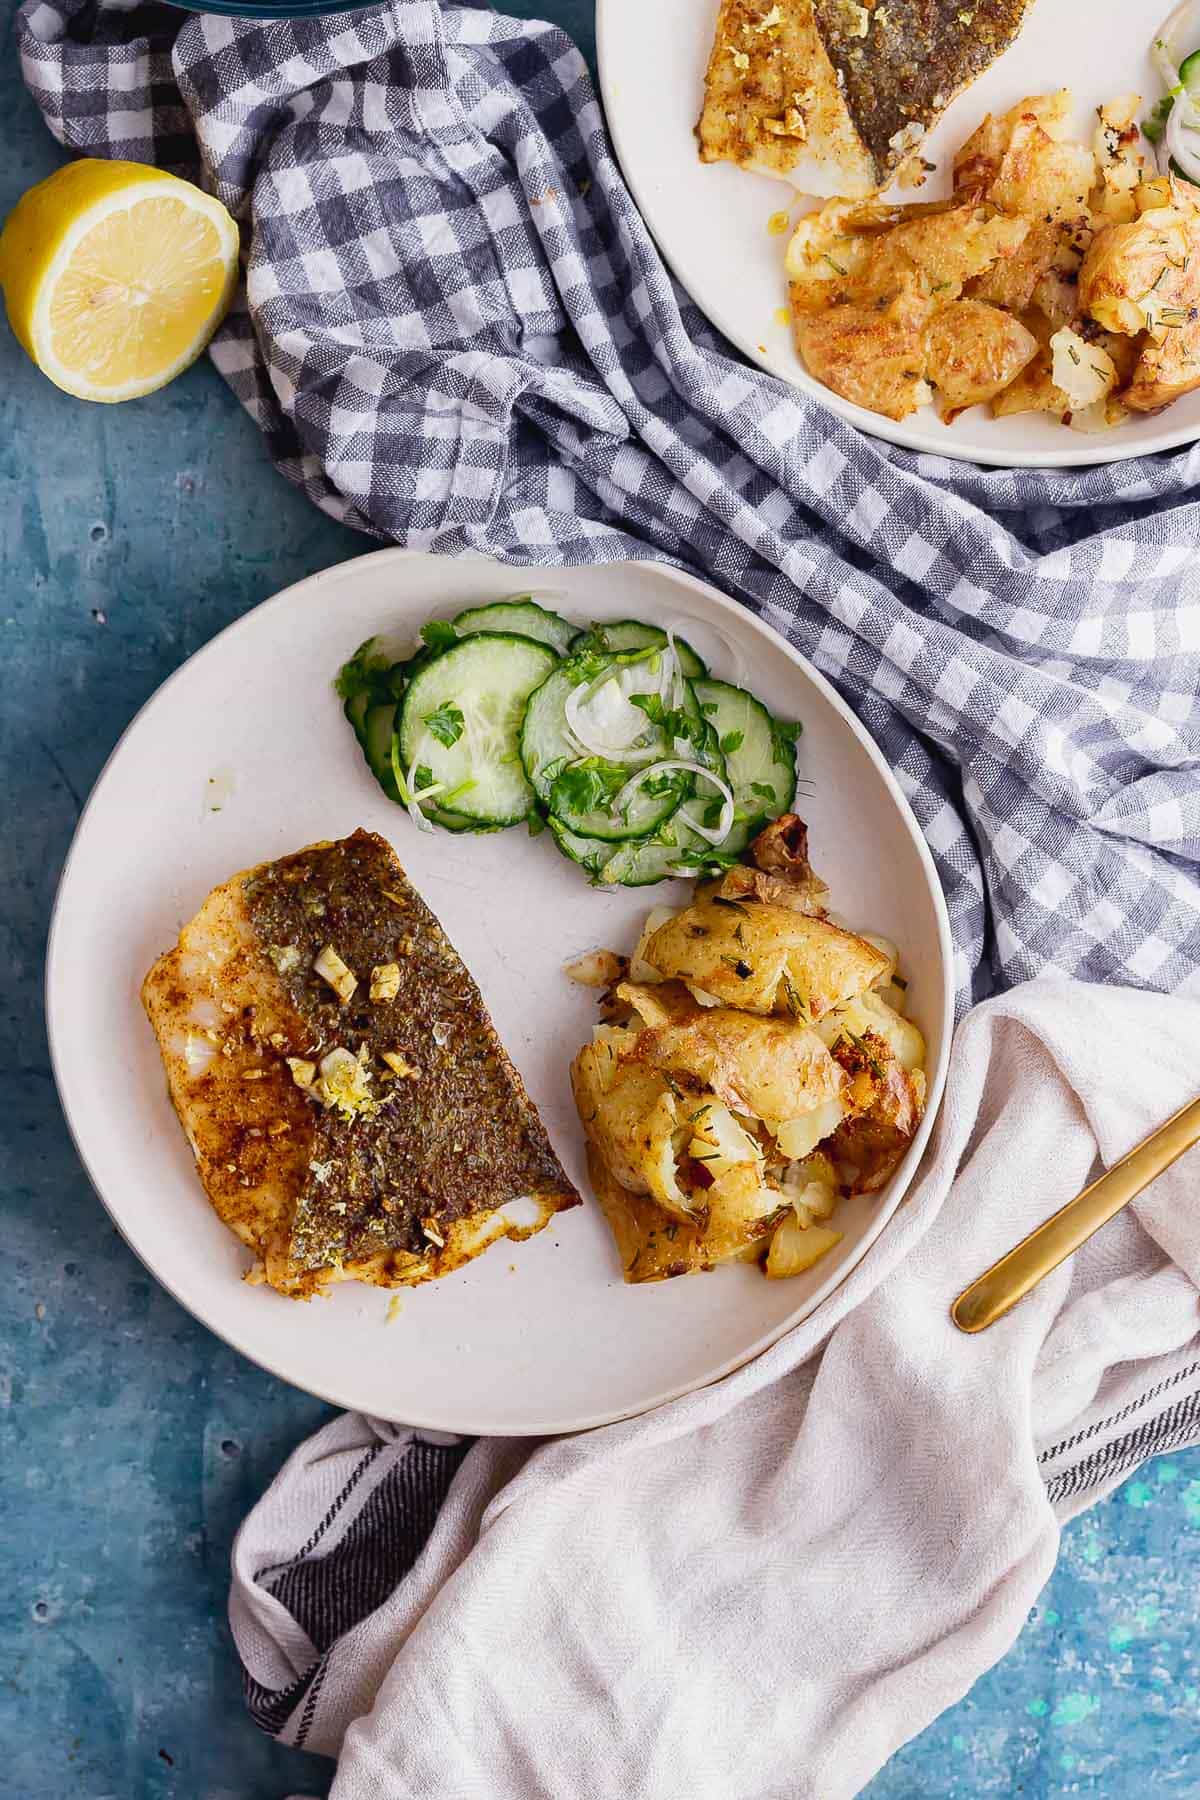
<box><xmin>785</xmin><ymin>88</ymin><xmax>1200</xmax><ymax>433</ymax></box>
<box><xmin>570</xmin><ymin>817</ymin><xmax>927</xmax><ymax>1286</ymax></box>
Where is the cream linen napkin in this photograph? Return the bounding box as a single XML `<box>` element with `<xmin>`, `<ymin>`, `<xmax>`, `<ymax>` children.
<box><xmin>232</xmin><ymin>979</ymin><xmax>1200</xmax><ymax>1798</ymax></box>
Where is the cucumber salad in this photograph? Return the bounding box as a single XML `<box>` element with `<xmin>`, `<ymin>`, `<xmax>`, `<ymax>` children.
<box><xmin>336</xmin><ymin>597</ymin><xmax>801</xmax><ymax>888</ymax></box>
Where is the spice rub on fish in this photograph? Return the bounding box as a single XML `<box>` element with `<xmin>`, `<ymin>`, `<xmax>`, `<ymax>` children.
<box><xmin>697</xmin><ymin>0</ymin><xmax>1034</xmax><ymax>197</ymax></box>
<box><xmin>142</xmin><ymin>830</ymin><xmax>578</xmax><ymax>1298</ymax></box>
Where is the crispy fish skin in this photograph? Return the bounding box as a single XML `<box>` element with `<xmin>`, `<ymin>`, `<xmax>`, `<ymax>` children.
<box><xmin>142</xmin><ymin>830</ymin><xmax>579</xmax><ymax>1298</ymax></box>
<box><xmin>697</xmin><ymin>0</ymin><xmax>1033</xmax><ymax>196</ymax></box>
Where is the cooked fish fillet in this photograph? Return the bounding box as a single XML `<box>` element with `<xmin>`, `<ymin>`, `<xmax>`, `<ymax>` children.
<box><xmin>697</xmin><ymin>0</ymin><xmax>1034</xmax><ymax>197</ymax></box>
<box><xmin>142</xmin><ymin>830</ymin><xmax>578</xmax><ymax>1298</ymax></box>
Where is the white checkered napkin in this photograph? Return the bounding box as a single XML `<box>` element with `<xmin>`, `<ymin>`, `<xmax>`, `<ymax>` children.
<box><xmin>17</xmin><ymin>0</ymin><xmax>1200</xmax><ymax>1011</ymax></box>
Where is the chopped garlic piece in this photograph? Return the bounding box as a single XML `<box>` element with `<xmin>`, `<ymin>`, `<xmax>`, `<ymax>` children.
<box><xmin>314</xmin><ymin>943</ymin><xmax>357</xmax><ymax>1002</ymax></box>
<box><xmin>889</xmin><ymin>120</ymin><xmax>927</xmax><ymax>156</ymax></box>
<box><xmin>240</xmin><ymin>1067</ymin><xmax>267</xmax><ymax>1081</ymax></box>
<box><xmin>287</xmin><ymin>1057</ymin><xmax>316</xmax><ymax>1089</ymax></box>
<box><xmin>370</xmin><ymin>961</ymin><xmax>401</xmax><ymax>1001</ymax></box>
<box><xmin>763</xmin><ymin>108</ymin><xmax>807</xmax><ymax>139</ymax></box>
<box><xmin>381</xmin><ymin>1050</ymin><xmax>421</xmax><ymax>1079</ymax></box>
<box><xmin>267</xmin><ymin>943</ymin><xmax>301</xmax><ymax>976</ymax></box>
<box><xmin>422</xmin><ymin>1219</ymin><xmax>446</xmax><ymax>1248</ymax></box>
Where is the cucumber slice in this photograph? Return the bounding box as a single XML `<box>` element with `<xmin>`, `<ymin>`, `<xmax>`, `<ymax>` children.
<box><xmin>568</xmin><ymin>620</ymin><xmax>707</xmax><ymax>680</ymax></box>
<box><xmin>549</xmin><ymin>816</ymin><xmax>735</xmax><ymax>888</ymax></box>
<box><xmin>339</xmin><ymin>635</ymin><xmax>433</xmax><ymax>803</ymax></box>
<box><xmin>364</xmin><ymin>702</ymin><xmax>400</xmax><ymax>802</ymax></box>
<box><xmin>553</xmin><ymin>757</ymin><xmax>690</xmax><ymax>842</ymax></box>
<box><xmin>344</xmin><ymin>688</ymin><xmax>371</xmax><ymax>747</ymax></box>
<box><xmin>398</xmin><ymin>633</ymin><xmax>557</xmax><ymax>827</ymax></box>
<box><xmin>424</xmin><ymin>804</ymin><xmax>504</xmax><ymax>834</ymax></box>
<box><xmin>547</xmin><ymin>817</ymin><xmax>609</xmax><ymax>876</ymax></box>
<box><xmin>520</xmin><ymin>652</ymin><xmax>690</xmax><ymax>841</ymax></box>
<box><xmin>452</xmin><ymin>599</ymin><xmax>574</xmax><ymax>654</ymax></box>
<box><xmin>1181</xmin><ymin>49</ymin><xmax>1200</xmax><ymax>97</ymax></box>
<box><xmin>596</xmin><ymin>823</ymin><xmax>711</xmax><ymax>888</ymax></box>
<box><xmin>689</xmin><ymin>679</ymin><xmax>798</xmax><ymax>843</ymax></box>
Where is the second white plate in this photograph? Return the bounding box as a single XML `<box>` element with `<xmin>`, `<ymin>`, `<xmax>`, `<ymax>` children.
<box><xmin>597</xmin><ymin>0</ymin><xmax>1191</xmax><ymax>467</ymax></box>
<box><xmin>47</xmin><ymin>549</ymin><xmax>952</xmax><ymax>1434</ymax></box>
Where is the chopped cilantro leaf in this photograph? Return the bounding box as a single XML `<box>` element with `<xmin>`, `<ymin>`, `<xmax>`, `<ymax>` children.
<box><xmin>1144</xmin><ymin>95</ymin><xmax>1174</xmax><ymax>146</ymax></box>
<box><xmin>630</xmin><ymin>692</ymin><xmax>666</xmax><ymax>725</ymax></box>
<box><xmin>420</xmin><ymin>619</ymin><xmax>459</xmax><ymax>653</ymax></box>
<box><xmin>641</xmin><ymin>770</ymin><xmax>684</xmax><ymax>798</ymax></box>
<box><xmin>424</xmin><ymin>701</ymin><xmax>465</xmax><ymax>748</ymax></box>
<box><xmin>551</xmin><ymin>760</ymin><xmax>627</xmax><ymax>816</ymax></box>
<box><xmin>719</xmin><ymin>729</ymin><xmax>745</xmax><ymax>756</ymax></box>
<box><xmin>335</xmin><ymin>636</ymin><xmax>394</xmax><ymax>702</ymax></box>
<box><xmin>772</xmin><ymin>715</ymin><xmax>802</xmax><ymax>765</ymax></box>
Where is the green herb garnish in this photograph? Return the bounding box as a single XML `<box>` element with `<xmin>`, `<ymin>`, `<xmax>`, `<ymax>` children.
<box><xmin>335</xmin><ymin>635</ymin><xmax>393</xmax><ymax>701</ymax></box>
<box><xmin>551</xmin><ymin>759</ymin><xmax>627</xmax><ymax>816</ymax></box>
<box><xmin>424</xmin><ymin>701</ymin><xmax>465</xmax><ymax>748</ymax></box>
<box><xmin>1144</xmin><ymin>94</ymin><xmax>1174</xmax><ymax>146</ymax></box>
<box><xmin>772</xmin><ymin>717</ymin><xmax>802</xmax><ymax>766</ymax></box>
<box><xmin>420</xmin><ymin>619</ymin><xmax>459</xmax><ymax>653</ymax></box>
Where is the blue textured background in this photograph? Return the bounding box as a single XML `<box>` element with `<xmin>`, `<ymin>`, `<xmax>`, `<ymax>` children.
<box><xmin>2</xmin><ymin>3</ymin><xmax>1198</xmax><ymax>1795</ymax></box>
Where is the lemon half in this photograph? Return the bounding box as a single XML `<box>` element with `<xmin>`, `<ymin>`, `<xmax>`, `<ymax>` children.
<box><xmin>0</xmin><ymin>159</ymin><xmax>239</xmax><ymax>403</ymax></box>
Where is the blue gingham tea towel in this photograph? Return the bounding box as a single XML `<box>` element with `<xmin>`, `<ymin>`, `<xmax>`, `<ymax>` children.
<box><xmin>16</xmin><ymin>0</ymin><xmax>1200</xmax><ymax>1014</ymax></box>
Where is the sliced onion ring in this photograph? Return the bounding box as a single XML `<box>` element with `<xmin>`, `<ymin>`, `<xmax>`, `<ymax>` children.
<box><xmin>612</xmin><ymin>759</ymin><xmax>736</xmax><ymax>843</ymax></box>
<box><xmin>564</xmin><ymin>646</ymin><xmax>680</xmax><ymax>758</ymax></box>
<box><xmin>665</xmin><ymin>612</ymin><xmax>747</xmax><ymax>688</ymax></box>
<box><xmin>391</xmin><ymin>735</ymin><xmax>439</xmax><ymax>834</ymax></box>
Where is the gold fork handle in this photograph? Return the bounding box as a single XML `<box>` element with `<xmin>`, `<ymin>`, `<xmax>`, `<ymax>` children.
<box><xmin>951</xmin><ymin>1092</ymin><xmax>1200</xmax><ymax>1334</ymax></box>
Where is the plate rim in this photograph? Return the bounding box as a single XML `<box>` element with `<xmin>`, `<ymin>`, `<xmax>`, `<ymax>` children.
<box><xmin>46</xmin><ymin>546</ymin><xmax>955</xmax><ymax>1435</ymax></box>
<box><xmin>594</xmin><ymin>0</ymin><xmax>1199</xmax><ymax>471</ymax></box>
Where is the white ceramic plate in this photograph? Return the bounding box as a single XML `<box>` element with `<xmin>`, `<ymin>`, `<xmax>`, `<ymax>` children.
<box><xmin>47</xmin><ymin>549</ymin><xmax>952</xmax><ymax>1435</ymax></box>
<box><xmin>597</xmin><ymin>0</ymin><xmax>1190</xmax><ymax>467</ymax></box>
